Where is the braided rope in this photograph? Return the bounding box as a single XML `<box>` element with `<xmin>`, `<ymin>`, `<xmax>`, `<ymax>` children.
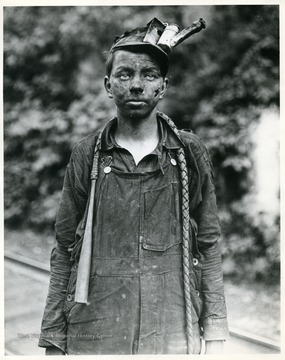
<box><xmin>90</xmin><ymin>132</ymin><xmax>103</xmax><ymax>180</ymax></box>
<box><xmin>160</xmin><ymin>113</ymin><xmax>193</xmax><ymax>354</ymax></box>
<box><xmin>177</xmin><ymin>148</ymin><xmax>193</xmax><ymax>354</ymax></box>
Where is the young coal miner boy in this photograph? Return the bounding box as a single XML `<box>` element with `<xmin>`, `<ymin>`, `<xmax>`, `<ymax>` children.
<box><xmin>39</xmin><ymin>18</ymin><xmax>229</xmax><ymax>355</ymax></box>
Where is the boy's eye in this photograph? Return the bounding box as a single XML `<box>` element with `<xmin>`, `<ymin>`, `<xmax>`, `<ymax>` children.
<box><xmin>118</xmin><ymin>73</ymin><xmax>130</xmax><ymax>80</ymax></box>
<box><xmin>145</xmin><ymin>73</ymin><xmax>157</xmax><ymax>80</ymax></box>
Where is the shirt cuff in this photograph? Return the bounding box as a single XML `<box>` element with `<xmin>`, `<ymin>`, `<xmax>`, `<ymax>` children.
<box><xmin>202</xmin><ymin>317</ymin><xmax>231</xmax><ymax>341</ymax></box>
<box><xmin>38</xmin><ymin>338</ymin><xmax>66</xmax><ymax>353</ymax></box>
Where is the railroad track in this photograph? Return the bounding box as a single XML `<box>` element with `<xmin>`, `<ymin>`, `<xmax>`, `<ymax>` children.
<box><xmin>5</xmin><ymin>250</ymin><xmax>50</xmax><ymax>274</ymax></box>
<box><xmin>4</xmin><ymin>250</ymin><xmax>281</xmax><ymax>355</ymax></box>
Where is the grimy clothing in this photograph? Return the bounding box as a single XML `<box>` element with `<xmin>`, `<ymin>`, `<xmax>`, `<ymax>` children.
<box><xmin>39</xmin><ymin>112</ymin><xmax>229</xmax><ymax>354</ymax></box>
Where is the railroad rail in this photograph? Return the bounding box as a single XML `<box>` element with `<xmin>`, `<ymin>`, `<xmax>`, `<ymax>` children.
<box><xmin>4</xmin><ymin>250</ymin><xmax>281</xmax><ymax>355</ymax></box>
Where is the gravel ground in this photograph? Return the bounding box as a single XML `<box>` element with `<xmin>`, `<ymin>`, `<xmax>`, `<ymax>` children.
<box><xmin>4</xmin><ymin>228</ymin><xmax>280</xmax><ymax>342</ymax></box>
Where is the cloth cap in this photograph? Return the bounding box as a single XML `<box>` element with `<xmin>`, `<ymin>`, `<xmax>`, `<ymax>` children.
<box><xmin>109</xmin><ymin>17</ymin><xmax>206</xmax><ymax>76</ymax></box>
<box><xmin>110</xmin><ymin>20</ymin><xmax>169</xmax><ymax>76</ymax></box>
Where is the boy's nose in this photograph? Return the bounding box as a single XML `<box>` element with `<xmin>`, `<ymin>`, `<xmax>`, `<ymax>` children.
<box><xmin>130</xmin><ymin>77</ymin><xmax>144</xmax><ymax>94</ymax></box>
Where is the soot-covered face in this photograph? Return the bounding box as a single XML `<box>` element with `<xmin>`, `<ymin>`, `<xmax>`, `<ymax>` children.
<box><xmin>104</xmin><ymin>50</ymin><xmax>168</xmax><ymax>120</ymax></box>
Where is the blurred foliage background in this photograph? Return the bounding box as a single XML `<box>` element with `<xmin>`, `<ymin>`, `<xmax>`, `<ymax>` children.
<box><xmin>4</xmin><ymin>5</ymin><xmax>279</xmax><ymax>284</ymax></box>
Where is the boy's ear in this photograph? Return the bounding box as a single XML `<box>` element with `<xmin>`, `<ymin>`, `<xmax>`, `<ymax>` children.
<box><xmin>159</xmin><ymin>78</ymin><xmax>169</xmax><ymax>99</ymax></box>
<box><xmin>104</xmin><ymin>76</ymin><xmax>113</xmax><ymax>98</ymax></box>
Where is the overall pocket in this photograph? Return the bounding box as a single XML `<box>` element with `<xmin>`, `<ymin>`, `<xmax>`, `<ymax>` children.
<box><xmin>142</xmin><ymin>182</ymin><xmax>182</xmax><ymax>251</ymax></box>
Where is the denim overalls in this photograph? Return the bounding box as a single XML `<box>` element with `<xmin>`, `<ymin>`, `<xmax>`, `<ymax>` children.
<box><xmin>64</xmin><ymin>120</ymin><xmax>202</xmax><ymax>354</ymax></box>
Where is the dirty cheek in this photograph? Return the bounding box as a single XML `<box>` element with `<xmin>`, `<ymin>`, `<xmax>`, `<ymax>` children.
<box><xmin>154</xmin><ymin>87</ymin><xmax>160</xmax><ymax>97</ymax></box>
<box><xmin>112</xmin><ymin>81</ymin><xmax>128</xmax><ymax>102</ymax></box>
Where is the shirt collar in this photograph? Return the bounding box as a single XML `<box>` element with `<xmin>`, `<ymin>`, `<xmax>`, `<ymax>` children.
<box><xmin>100</xmin><ymin>113</ymin><xmax>183</xmax><ymax>152</ymax></box>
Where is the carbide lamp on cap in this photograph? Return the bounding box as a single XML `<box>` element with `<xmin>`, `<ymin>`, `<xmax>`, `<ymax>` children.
<box><xmin>110</xmin><ymin>17</ymin><xmax>206</xmax><ymax>76</ymax></box>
